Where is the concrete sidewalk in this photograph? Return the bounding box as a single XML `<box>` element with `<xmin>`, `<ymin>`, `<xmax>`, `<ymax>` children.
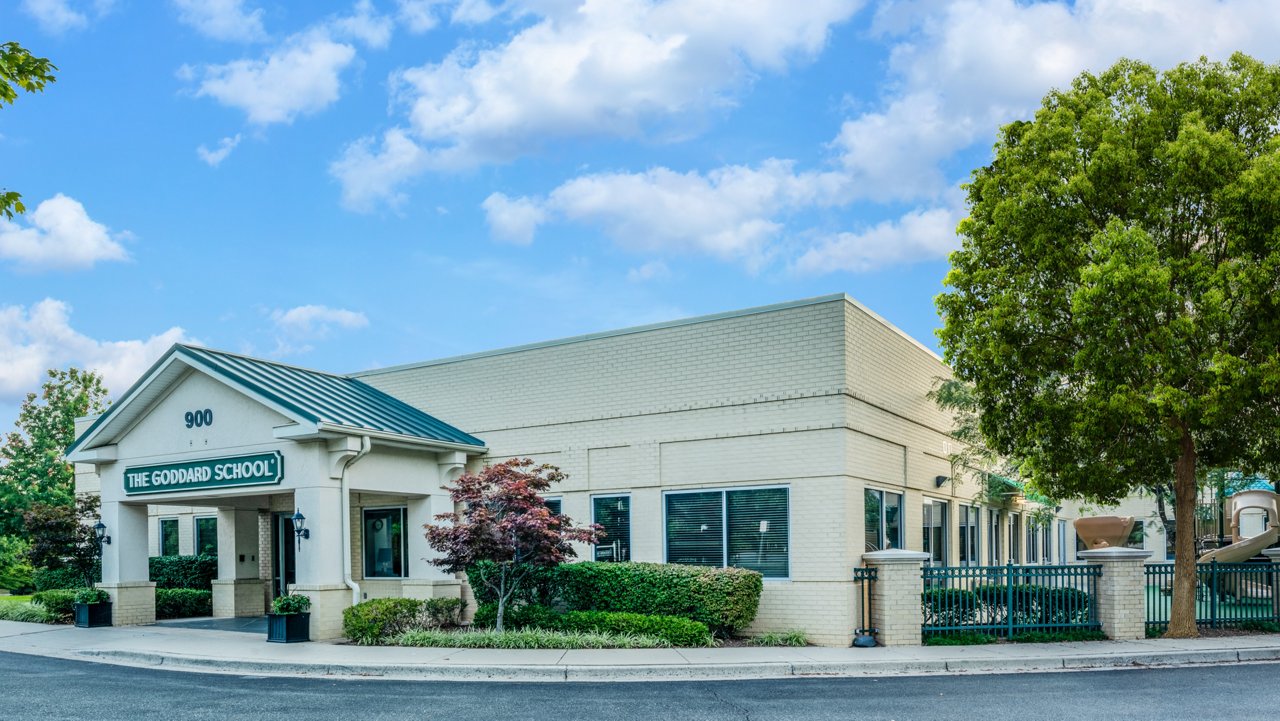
<box><xmin>1</xmin><ymin>619</ymin><xmax>1276</xmax><ymax>682</ymax></box>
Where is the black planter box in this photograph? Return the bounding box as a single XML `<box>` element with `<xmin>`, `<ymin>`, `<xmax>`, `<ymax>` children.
<box><xmin>266</xmin><ymin>612</ymin><xmax>310</xmax><ymax>643</ymax></box>
<box><xmin>74</xmin><ymin>602</ymin><xmax>112</xmax><ymax>628</ymax></box>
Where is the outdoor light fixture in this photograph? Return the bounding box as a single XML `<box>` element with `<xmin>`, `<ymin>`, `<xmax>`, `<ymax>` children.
<box><xmin>934</xmin><ymin>475</ymin><xmax>949</xmax><ymax>488</ymax></box>
<box><xmin>93</xmin><ymin>520</ymin><xmax>110</xmax><ymax>547</ymax></box>
<box><xmin>291</xmin><ymin>509</ymin><xmax>310</xmax><ymax>550</ymax></box>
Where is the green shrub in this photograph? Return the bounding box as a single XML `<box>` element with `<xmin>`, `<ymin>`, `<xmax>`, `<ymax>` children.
<box><xmin>972</xmin><ymin>584</ymin><xmax>1092</xmax><ymax>625</ymax></box>
<box><xmin>558</xmin><ymin>562</ymin><xmax>763</xmax><ymax>635</ymax></box>
<box><xmin>1240</xmin><ymin>620</ymin><xmax>1280</xmax><ymax>633</ymax></box>
<box><xmin>33</xmin><ymin>567</ymin><xmax>93</xmax><ymax>592</ymax></box>
<box><xmin>148</xmin><ymin>555</ymin><xmax>218</xmax><ymax>590</ymax></box>
<box><xmin>921</xmin><ymin>588</ymin><xmax>981</xmax><ymax>628</ymax></box>
<box><xmin>465</xmin><ymin>561</ymin><xmax>563</xmax><ymax>607</ymax></box>
<box><xmin>557</xmin><ymin>610</ymin><xmax>713</xmax><ymax>647</ymax></box>
<box><xmin>748</xmin><ymin>630</ymin><xmax>808</xmax><ymax>647</ymax></box>
<box><xmin>0</xmin><ymin>601</ymin><xmax>53</xmax><ymax>623</ymax></box>
<box><xmin>423</xmin><ymin>598</ymin><xmax>465</xmax><ymax>628</ymax></box>
<box><xmin>471</xmin><ymin>602</ymin><xmax>561</xmax><ymax>630</ymax></box>
<box><xmin>74</xmin><ymin>587</ymin><xmax>110</xmax><ymax>604</ymax></box>
<box><xmin>155</xmin><ymin>589</ymin><xmax>212</xmax><ymax>619</ymax></box>
<box><xmin>396</xmin><ymin>628</ymin><xmax>670</xmax><ymax>649</ymax></box>
<box><xmin>343</xmin><ymin>598</ymin><xmax>425</xmax><ymax>644</ymax></box>
<box><xmin>31</xmin><ymin>589</ymin><xmax>78</xmax><ymax>620</ymax></box>
<box><xmin>0</xmin><ymin>536</ymin><xmax>34</xmax><ymax>593</ymax></box>
<box><xmin>1145</xmin><ymin>626</ymin><xmax>1165</xmax><ymax>639</ymax></box>
<box><xmin>271</xmin><ymin>593</ymin><xmax>311</xmax><ymax>615</ymax></box>
<box><xmin>1007</xmin><ymin>629</ymin><xmax>1107</xmax><ymax>643</ymax></box>
<box><xmin>922</xmin><ymin>632</ymin><xmax>997</xmax><ymax>646</ymax></box>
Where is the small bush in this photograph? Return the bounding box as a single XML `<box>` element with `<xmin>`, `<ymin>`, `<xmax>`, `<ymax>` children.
<box><xmin>471</xmin><ymin>602</ymin><xmax>561</xmax><ymax>631</ymax></box>
<box><xmin>921</xmin><ymin>588</ymin><xmax>981</xmax><ymax>628</ymax></box>
<box><xmin>396</xmin><ymin>628</ymin><xmax>670</xmax><ymax>649</ymax></box>
<box><xmin>156</xmin><ymin>589</ymin><xmax>212</xmax><ymax>619</ymax></box>
<box><xmin>557</xmin><ymin>610</ymin><xmax>713</xmax><ymax>647</ymax></box>
<box><xmin>344</xmin><ymin>598</ymin><xmax>425</xmax><ymax>645</ymax></box>
<box><xmin>271</xmin><ymin>593</ymin><xmax>311</xmax><ymax>614</ymax></box>
<box><xmin>74</xmin><ymin>588</ymin><xmax>110</xmax><ymax>605</ymax></box>
<box><xmin>149</xmin><ymin>555</ymin><xmax>218</xmax><ymax>590</ymax></box>
<box><xmin>1240</xmin><ymin>621</ymin><xmax>1280</xmax><ymax>633</ymax></box>
<box><xmin>1007</xmin><ymin>629</ymin><xmax>1107</xmax><ymax>643</ymax></box>
<box><xmin>748</xmin><ymin>630</ymin><xmax>808</xmax><ymax>647</ymax></box>
<box><xmin>423</xmin><ymin>597</ymin><xmax>465</xmax><ymax>628</ymax></box>
<box><xmin>465</xmin><ymin>561</ymin><xmax>563</xmax><ymax>607</ymax></box>
<box><xmin>31</xmin><ymin>589</ymin><xmax>78</xmax><ymax>620</ymax></box>
<box><xmin>33</xmin><ymin>567</ymin><xmax>92</xmax><ymax>592</ymax></box>
<box><xmin>0</xmin><ymin>601</ymin><xmax>53</xmax><ymax>623</ymax></box>
<box><xmin>923</xmin><ymin>632</ymin><xmax>997</xmax><ymax>646</ymax></box>
<box><xmin>558</xmin><ymin>562</ymin><xmax>763</xmax><ymax>635</ymax></box>
<box><xmin>1146</xmin><ymin>626</ymin><xmax>1165</xmax><ymax>639</ymax></box>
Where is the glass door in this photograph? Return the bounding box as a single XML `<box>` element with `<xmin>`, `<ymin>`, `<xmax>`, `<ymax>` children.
<box><xmin>922</xmin><ymin>500</ymin><xmax>948</xmax><ymax>566</ymax></box>
<box><xmin>271</xmin><ymin>512</ymin><xmax>297</xmax><ymax>598</ymax></box>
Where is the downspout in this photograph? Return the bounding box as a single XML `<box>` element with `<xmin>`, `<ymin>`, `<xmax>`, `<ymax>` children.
<box><xmin>339</xmin><ymin>435</ymin><xmax>372</xmax><ymax>606</ymax></box>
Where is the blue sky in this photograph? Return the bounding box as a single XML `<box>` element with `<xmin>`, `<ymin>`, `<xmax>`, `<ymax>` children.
<box><xmin>2</xmin><ymin>0</ymin><xmax>1278</xmax><ymax>419</ymax></box>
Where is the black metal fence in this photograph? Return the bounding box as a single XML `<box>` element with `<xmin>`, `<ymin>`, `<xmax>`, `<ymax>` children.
<box><xmin>853</xmin><ymin>567</ymin><xmax>878</xmax><ymax>643</ymax></box>
<box><xmin>921</xmin><ymin>563</ymin><xmax>1101</xmax><ymax>638</ymax></box>
<box><xmin>1145</xmin><ymin>561</ymin><xmax>1280</xmax><ymax>631</ymax></box>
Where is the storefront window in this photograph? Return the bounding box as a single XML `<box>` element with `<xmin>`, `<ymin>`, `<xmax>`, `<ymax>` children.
<box><xmin>864</xmin><ymin>489</ymin><xmax>903</xmax><ymax>551</ymax></box>
<box><xmin>593</xmin><ymin>495</ymin><xmax>631</xmax><ymax>562</ymax></box>
<box><xmin>923</xmin><ymin>500</ymin><xmax>947</xmax><ymax>565</ymax></box>
<box><xmin>363</xmin><ymin>508</ymin><xmax>407</xmax><ymax>578</ymax></box>
<box><xmin>665</xmin><ymin>487</ymin><xmax>789</xmax><ymax>578</ymax></box>
<box><xmin>959</xmin><ymin>505</ymin><xmax>980</xmax><ymax>566</ymax></box>
<box><xmin>160</xmin><ymin>518</ymin><xmax>179</xmax><ymax>556</ymax></box>
<box><xmin>194</xmin><ymin>516</ymin><xmax>217</xmax><ymax>557</ymax></box>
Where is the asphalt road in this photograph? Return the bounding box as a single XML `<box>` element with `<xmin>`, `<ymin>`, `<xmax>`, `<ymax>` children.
<box><xmin>2</xmin><ymin>651</ymin><xmax>1277</xmax><ymax>721</ymax></box>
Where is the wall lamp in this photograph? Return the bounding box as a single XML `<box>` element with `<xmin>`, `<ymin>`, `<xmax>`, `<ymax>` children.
<box><xmin>292</xmin><ymin>509</ymin><xmax>310</xmax><ymax>550</ymax></box>
<box><xmin>93</xmin><ymin>520</ymin><xmax>111</xmax><ymax>546</ymax></box>
<box><xmin>934</xmin><ymin>475</ymin><xmax>950</xmax><ymax>488</ymax></box>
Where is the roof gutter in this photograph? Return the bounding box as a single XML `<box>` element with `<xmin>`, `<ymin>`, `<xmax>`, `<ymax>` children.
<box><xmin>339</xmin><ymin>435</ymin><xmax>373</xmax><ymax>606</ymax></box>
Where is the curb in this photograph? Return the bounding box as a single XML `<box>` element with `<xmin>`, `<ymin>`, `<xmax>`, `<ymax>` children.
<box><xmin>69</xmin><ymin>646</ymin><xmax>1280</xmax><ymax>682</ymax></box>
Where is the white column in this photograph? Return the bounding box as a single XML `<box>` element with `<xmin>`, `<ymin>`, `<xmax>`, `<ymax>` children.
<box><xmin>213</xmin><ymin>508</ymin><xmax>266</xmax><ymax>617</ymax></box>
<box><xmin>100</xmin><ymin>501</ymin><xmax>149</xmax><ymax>584</ymax></box>
<box><xmin>403</xmin><ymin>495</ymin><xmax>461</xmax><ymax>600</ymax></box>
<box><xmin>292</xmin><ymin>485</ymin><xmax>345</xmax><ymax>587</ymax></box>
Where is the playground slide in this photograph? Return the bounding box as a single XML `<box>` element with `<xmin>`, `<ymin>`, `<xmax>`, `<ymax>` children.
<box><xmin>1197</xmin><ymin>525</ymin><xmax>1280</xmax><ymax>564</ymax></box>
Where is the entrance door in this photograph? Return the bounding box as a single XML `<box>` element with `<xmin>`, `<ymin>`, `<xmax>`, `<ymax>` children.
<box><xmin>271</xmin><ymin>512</ymin><xmax>297</xmax><ymax>598</ymax></box>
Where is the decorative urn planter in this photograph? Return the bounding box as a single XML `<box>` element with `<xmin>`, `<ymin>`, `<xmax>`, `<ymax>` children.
<box><xmin>1074</xmin><ymin>516</ymin><xmax>1136</xmax><ymax>550</ymax></box>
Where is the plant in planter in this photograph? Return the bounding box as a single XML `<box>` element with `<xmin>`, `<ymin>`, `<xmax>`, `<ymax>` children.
<box><xmin>267</xmin><ymin>592</ymin><xmax>311</xmax><ymax>643</ymax></box>
<box><xmin>73</xmin><ymin>587</ymin><xmax>111</xmax><ymax>628</ymax></box>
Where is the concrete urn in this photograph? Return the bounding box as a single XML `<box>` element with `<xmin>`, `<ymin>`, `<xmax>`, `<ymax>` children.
<box><xmin>1073</xmin><ymin>516</ymin><xmax>1135</xmax><ymax>550</ymax></box>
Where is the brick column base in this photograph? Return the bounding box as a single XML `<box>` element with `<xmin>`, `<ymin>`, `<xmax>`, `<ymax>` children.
<box><xmin>861</xmin><ymin>549</ymin><xmax>930</xmax><ymax>647</ymax></box>
<box><xmin>212</xmin><ymin>579</ymin><xmax>267</xmax><ymax>617</ymax></box>
<box><xmin>291</xmin><ymin>585</ymin><xmax>350</xmax><ymax>640</ymax></box>
<box><xmin>99</xmin><ymin>581</ymin><xmax>156</xmax><ymax>626</ymax></box>
<box><xmin>1079</xmin><ymin>547</ymin><xmax>1151</xmax><ymax>640</ymax></box>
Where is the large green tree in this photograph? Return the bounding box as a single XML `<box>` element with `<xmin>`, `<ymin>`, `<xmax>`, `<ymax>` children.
<box><xmin>938</xmin><ymin>54</ymin><xmax>1280</xmax><ymax>638</ymax></box>
<box><xmin>0</xmin><ymin>368</ymin><xmax>109</xmax><ymax>537</ymax></box>
<box><xmin>0</xmin><ymin>41</ymin><xmax>57</xmax><ymax>219</ymax></box>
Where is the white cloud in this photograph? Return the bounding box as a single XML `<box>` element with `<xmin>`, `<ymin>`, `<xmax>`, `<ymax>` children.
<box><xmin>450</xmin><ymin>0</ymin><xmax>500</xmax><ymax>24</ymax></box>
<box><xmin>333</xmin><ymin>0</ymin><xmax>861</xmax><ymax>207</ymax></box>
<box><xmin>270</xmin><ymin>305</ymin><xmax>368</xmax><ymax>355</ymax></box>
<box><xmin>0</xmin><ymin>298</ymin><xmax>192</xmax><ymax>403</ymax></box>
<box><xmin>481</xmin><ymin>193</ymin><xmax>548</xmax><ymax>245</ymax></box>
<box><xmin>396</xmin><ymin>0</ymin><xmax>443</xmax><ymax>33</ymax></box>
<box><xmin>196</xmin><ymin>134</ymin><xmax>242</xmax><ymax>167</ymax></box>
<box><xmin>330</xmin><ymin>128</ymin><xmax>430</xmax><ymax>211</ymax></box>
<box><xmin>172</xmin><ymin>0</ymin><xmax>267</xmax><ymax>42</ymax></box>
<box><xmin>330</xmin><ymin>0</ymin><xmax>395</xmax><ymax>49</ymax></box>
<box><xmin>792</xmin><ymin>203</ymin><xmax>963</xmax><ymax>275</ymax></box>
<box><xmin>191</xmin><ymin>29</ymin><xmax>358</xmax><ymax>125</ymax></box>
<box><xmin>627</xmin><ymin>260</ymin><xmax>670</xmax><ymax>282</ymax></box>
<box><xmin>20</xmin><ymin>0</ymin><xmax>113</xmax><ymax>34</ymax></box>
<box><xmin>0</xmin><ymin>194</ymin><xmax>129</xmax><ymax>271</ymax></box>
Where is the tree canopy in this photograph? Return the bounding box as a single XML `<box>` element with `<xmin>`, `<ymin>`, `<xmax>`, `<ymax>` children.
<box><xmin>0</xmin><ymin>368</ymin><xmax>109</xmax><ymax>537</ymax></box>
<box><xmin>1</xmin><ymin>40</ymin><xmax>57</xmax><ymax>220</ymax></box>
<box><xmin>937</xmin><ymin>53</ymin><xmax>1280</xmax><ymax>637</ymax></box>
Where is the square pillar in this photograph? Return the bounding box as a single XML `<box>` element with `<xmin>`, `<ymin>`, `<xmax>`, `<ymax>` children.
<box><xmin>98</xmin><ymin>501</ymin><xmax>155</xmax><ymax>625</ymax></box>
<box><xmin>290</xmin><ymin>485</ymin><xmax>348</xmax><ymax>640</ymax></box>
<box><xmin>1079</xmin><ymin>547</ymin><xmax>1152</xmax><ymax>640</ymax></box>
<box><xmin>402</xmin><ymin>495</ymin><xmax>461</xmax><ymax>602</ymax></box>
<box><xmin>862</xmin><ymin>549</ymin><xmax>930</xmax><ymax>646</ymax></box>
<box><xmin>212</xmin><ymin>509</ymin><xmax>266</xmax><ymax>617</ymax></box>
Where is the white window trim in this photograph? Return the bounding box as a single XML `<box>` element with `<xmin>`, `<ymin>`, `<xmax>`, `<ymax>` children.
<box><xmin>865</xmin><ymin>487</ymin><xmax>904</xmax><ymax>551</ymax></box>
<box><xmin>361</xmin><ymin>506</ymin><xmax>409</xmax><ymax>579</ymax></box>
<box><xmin>662</xmin><ymin>485</ymin><xmax>792</xmax><ymax>581</ymax></box>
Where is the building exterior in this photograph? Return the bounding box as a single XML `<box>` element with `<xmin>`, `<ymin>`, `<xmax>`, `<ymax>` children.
<box><xmin>71</xmin><ymin>294</ymin><xmax>1117</xmax><ymax>646</ymax></box>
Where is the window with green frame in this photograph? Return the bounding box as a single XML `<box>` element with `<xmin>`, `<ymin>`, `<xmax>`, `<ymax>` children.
<box><xmin>159</xmin><ymin>518</ymin><xmax>179</xmax><ymax>556</ymax></box>
<box><xmin>592</xmin><ymin>495</ymin><xmax>631</xmax><ymax>562</ymax></box>
<box><xmin>543</xmin><ymin>497</ymin><xmax>562</xmax><ymax>515</ymax></box>
<box><xmin>363</xmin><ymin>508</ymin><xmax>407</xmax><ymax>578</ymax></box>
<box><xmin>665</xmin><ymin>487</ymin><xmax>789</xmax><ymax>578</ymax></box>
<box><xmin>194</xmin><ymin>516</ymin><xmax>218</xmax><ymax>557</ymax></box>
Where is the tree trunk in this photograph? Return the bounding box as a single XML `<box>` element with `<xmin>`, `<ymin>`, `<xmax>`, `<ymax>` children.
<box><xmin>1166</xmin><ymin>429</ymin><xmax>1199</xmax><ymax>638</ymax></box>
<box><xmin>495</xmin><ymin>574</ymin><xmax>507</xmax><ymax>633</ymax></box>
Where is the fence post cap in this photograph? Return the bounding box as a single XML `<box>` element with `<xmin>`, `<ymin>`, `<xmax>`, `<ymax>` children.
<box><xmin>1078</xmin><ymin>547</ymin><xmax>1152</xmax><ymax>561</ymax></box>
<box><xmin>862</xmin><ymin>549</ymin><xmax>931</xmax><ymax>564</ymax></box>
<box><xmin>1261</xmin><ymin>548</ymin><xmax>1280</xmax><ymax>560</ymax></box>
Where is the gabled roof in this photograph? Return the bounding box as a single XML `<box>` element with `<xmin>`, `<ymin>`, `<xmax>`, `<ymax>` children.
<box><xmin>68</xmin><ymin>344</ymin><xmax>484</xmax><ymax>457</ymax></box>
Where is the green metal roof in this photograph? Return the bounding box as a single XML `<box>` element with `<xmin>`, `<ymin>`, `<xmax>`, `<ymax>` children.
<box><xmin>70</xmin><ymin>344</ymin><xmax>484</xmax><ymax>454</ymax></box>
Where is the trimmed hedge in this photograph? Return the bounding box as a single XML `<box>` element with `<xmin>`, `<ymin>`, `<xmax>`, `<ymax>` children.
<box><xmin>472</xmin><ymin>602</ymin><xmax>560</xmax><ymax>631</ymax></box>
<box><xmin>344</xmin><ymin>598</ymin><xmax>425</xmax><ymax>645</ymax></box>
<box><xmin>149</xmin><ymin>555</ymin><xmax>218</xmax><ymax>590</ymax></box>
<box><xmin>558</xmin><ymin>562</ymin><xmax>763</xmax><ymax>634</ymax></box>
<box><xmin>465</xmin><ymin>561</ymin><xmax>562</xmax><ymax>607</ymax></box>
<box><xmin>557</xmin><ymin>610</ymin><xmax>712</xmax><ymax>647</ymax></box>
<box><xmin>156</xmin><ymin>589</ymin><xmax>212</xmax><ymax>619</ymax></box>
<box><xmin>920</xmin><ymin>588</ymin><xmax>981</xmax><ymax>628</ymax></box>
<box><xmin>32</xmin><ymin>589</ymin><xmax>78</xmax><ymax>621</ymax></box>
<box><xmin>33</xmin><ymin>567</ymin><xmax>93</xmax><ymax>592</ymax></box>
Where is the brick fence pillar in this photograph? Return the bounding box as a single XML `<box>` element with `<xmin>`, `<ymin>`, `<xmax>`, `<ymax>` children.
<box><xmin>861</xmin><ymin>549</ymin><xmax>931</xmax><ymax>646</ymax></box>
<box><xmin>1079</xmin><ymin>547</ymin><xmax>1151</xmax><ymax>640</ymax></box>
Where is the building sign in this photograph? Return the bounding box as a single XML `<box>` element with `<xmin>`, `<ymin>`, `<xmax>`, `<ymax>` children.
<box><xmin>123</xmin><ymin>452</ymin><xmax>284</xmax><ymax>495</ymax></box>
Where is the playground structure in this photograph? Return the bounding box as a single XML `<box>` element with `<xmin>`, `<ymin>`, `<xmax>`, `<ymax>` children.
<box><xmin>1198</xmin><ymin>489</ymin><xmax>1280</xmax><ymax>564</ymax></box>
